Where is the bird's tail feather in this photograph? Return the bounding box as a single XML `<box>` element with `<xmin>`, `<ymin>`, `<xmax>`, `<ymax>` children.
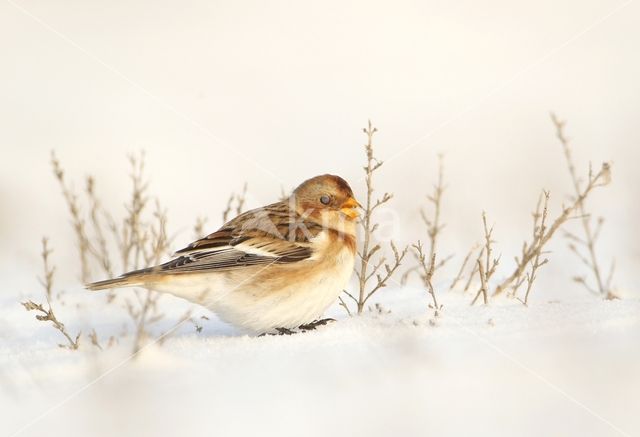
<box><xmin>86</xmin><ymin>276</ymin><xmax>142</xmax><ymax>291</ymax></box>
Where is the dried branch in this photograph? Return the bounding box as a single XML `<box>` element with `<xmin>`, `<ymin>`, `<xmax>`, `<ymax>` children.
<box><xmin>475</xmin><ymin>260</ymin><xmax>488</xmax><ymax>305</ymax></box>
<box><xmin>222</xmin><ymin>183</ymin><xmax>248</xmax><ymax>222</ymax></box>
<box><xmin>48</xmin><ymin>151</ymin><xmax>219</xmax><ymax>354</ymax></box>
<box><xmin>360</xmin><ymin>242</ymin><xmax>408</xmax><ymax>311</ymax></box>
<box><xmin>471</xmin><ymin>212</ymin><xmax>500</xmax><ymax>305</ymax></box>
<box><xmin>337</xmin><ymin>296</ymin><xmax>352</xmax><ymax>317</ymax></box>
<box><xmin>516</xmin><ymin>191</ymin><xmax>551</xmax><ymax>305</ymax></box>
<box><xmin>403</xmin><ymin>154</ymin><xmax>452</xmax><ymax>285</ymax></box>
<box><xmin>22</xmin><ymin>238</ymin><xmax>80</xmax><ymax>350</ymax></box>
<box><xmin>347</xmin><ymin>121</ymin><xmax>408</xmax><ymax>314</ymax></box>
<box><xmin>85</xmin><ymin>176</ymin><xmax>118</xmax><ymax>302</ymax></box>
<box><xmin>120</xmin><ymin>152</ymin><xmax>150</xmax><ymax>272</ymax></box>
<box><xmin>89</xmin><ymin>329</ymin><xmax>102</xmax><ymax>350</ymax></box>
<box><xmin>413</xmin><ymin>241</ymin><xmax>442</xmax><ymax>317</ymax></box>
<box><xmin>448</xmin><ymin>243</ymin><xmax>478</xmax><ymax>291</ymax></box>
<box><xmin>493</xmin><ymin>162</ymin><xmax>611</xmax><ymax>296</ymax></box>
<box><xmin>51</xmin><ymin>152</ymin><xmax>92</xmax><ymax>283</ymax></box>
<box><xmin>422</xmin><ymin>154</ymin><xmax>448</xmax><ymax>264</ymax></box>
<box><xmin>551</xmin><ymin>113</ymin><xmax>615</xmax><ymax>298</ymax></box>
<box><xmin>462</xmin><ymin>247</ymin><xmax>484</xmax><ymax>292</ymax></box>
<box><xmin>130</xmin><ymin>201</ymin><xmax>170</xmax><ymax>354</ymax></box>
<box><xmin>193</xmin><ymin>216</ymin><xmax>208</xmax><ymax>239</ymax></box>
<box><xmin>68</xmin><ymin>152</ymin><xmax>171</xmax><ymax>354</ymax></box>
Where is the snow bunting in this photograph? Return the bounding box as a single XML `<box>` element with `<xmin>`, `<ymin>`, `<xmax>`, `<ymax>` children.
<box><xmin>87</xmin><ymin>174</ymin><xmax>360</xmax><ymax>334</ymax></box>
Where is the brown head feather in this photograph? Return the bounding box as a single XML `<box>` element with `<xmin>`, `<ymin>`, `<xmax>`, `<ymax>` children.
<box><xmin>292</xmin><ymin>174</ymin><xmax>356</xmax><ymax>214</ymax></box>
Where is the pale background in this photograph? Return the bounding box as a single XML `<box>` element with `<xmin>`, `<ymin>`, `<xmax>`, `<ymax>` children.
<box><xmin>1</xmin><ymin>0</ymin><xmax>638</xmax><ymax>296</ymax></box>
<box><xmin>2</xmin><ymin>2</ymin><xmax>640</xmax><ymax>437</ymax></box>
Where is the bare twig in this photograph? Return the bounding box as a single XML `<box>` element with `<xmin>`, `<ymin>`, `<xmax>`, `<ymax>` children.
<box><xmin>471</xmin><ymin>213</ymin><xmax>500</xmax><ymax>305</ymax></box>
<box><xmin>89</xmin><ymin>329</ymin><xmax>102</xmax><ymax>350</ymax></box>
<box><xmin>22</xmin><ymin>238</ymin><xmax>81</xmax><ymax>350</ymax></box>
<box><xmin>193</xmin><ymin>216</ymin><xmax>208</xmax><ymax>239</ymax></box>
<box><xmin>51</xmin><ymin>152</ymin><xmax>91</xmax><ymax>283</ymax></box>
<box><xmin>337</xmin><ymin>295</ymin><xmax>353</xmax><ymax>317</ymax></box>
<box><xmin>402</xmin><ymin>156</ymin><xmax>452</xmax><ymax>285</ymax></box>
<box><xmin>493</xmin><ymin>162</ymin><xmax>611</xmax><ymax>296</ymax></box>
<box><xmin>222</xmin><ymin>183</ymin><xmax>248</xmax><ymax>222</ymax></box>
<box><xmin>448</xmin><ymin>244</ymin><xmax>478</xmax><ymax>291</ymax></box>
<box><xmin>423</xmin><ymin>155</ymin><xmax>447</xmax><ymax>261</ymax></box>
<box><xmin>551</xmin><ymin>113</ymin><xmax>615</xmax><ymax>298</ymax></box>
<box><xmin>475</xmin><ymin>260</ymin><xmax>488</xmax><ymax>305</ymax></box>
<box><xmin>120</xmin><ymin>152</ymin><xmax>149</xmax><ymax>272</ymax></box>
<box><xmin>463</xmin><ymin>247</ymin><xmax>484</xmax><ymax>293</ymax></box>
<box><xmin>348</xmin><ymin>121</ymin><xmax>408</xmax><ymax>314</ymax></box>
<box><xmin>413</xmin><ymin>241</ymin><xmax>442</xmax><ymax>317</ymax></box>
<box><xmin>130</xmin><ymin>201</ymin><xmax>170</xmax><ymax>354</ymax></box>
<box><xmin>516</xmin><ymin>191</ymin><xmax>551</xmax><ymax>305</ymax></box>
<box><xmin>84</xmin><ymin>177</ymin><xmax>114</xmax><ymax>278</ymax></box>
<box><xmin>85</xmin><ymin>176</ymin><xmax>118</xmax><ymax>302</ymax></box>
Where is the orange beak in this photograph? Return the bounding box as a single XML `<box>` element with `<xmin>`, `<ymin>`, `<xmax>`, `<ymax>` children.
<box><xmin>340</xmin><ymin>197</ymin><xmax>361</xmax><ymax>219</ymax></box>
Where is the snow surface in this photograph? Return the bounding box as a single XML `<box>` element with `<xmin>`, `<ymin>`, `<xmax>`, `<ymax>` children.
<box><xmin>2</xmin><ymin>284</ymin><xmax>639</xmax><ymax>437</ymax></box>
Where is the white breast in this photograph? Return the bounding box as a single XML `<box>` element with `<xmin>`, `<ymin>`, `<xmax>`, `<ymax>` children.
<box><xmin>212</xmin><ymin>231</ymin><xmax>356</xmax><ymax>332</ymax></box>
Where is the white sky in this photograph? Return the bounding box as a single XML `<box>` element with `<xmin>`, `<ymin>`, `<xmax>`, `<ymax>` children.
<box><xmin>1</xmin><ymin>0</ymin><xmax>638</xmax><ymax>295</ymax></box>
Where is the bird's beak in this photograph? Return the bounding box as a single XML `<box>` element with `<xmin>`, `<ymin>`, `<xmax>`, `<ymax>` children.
<box><xmin>340</xmin><ymin>197</ymin><xmax>361</xmax><ymax>219</ymax></box>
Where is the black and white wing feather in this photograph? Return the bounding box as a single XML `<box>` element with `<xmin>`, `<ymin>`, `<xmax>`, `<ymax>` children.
<box><xmin>121</xmin><ymin>202</ymin><xmax>323</xmax><ymax>277</ymax></box>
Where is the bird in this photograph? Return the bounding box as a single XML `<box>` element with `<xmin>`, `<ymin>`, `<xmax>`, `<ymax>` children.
<box><xmin>87</xmin><ymin>174</ymin><xmax>360</xmax><ymax>334</ymax></box>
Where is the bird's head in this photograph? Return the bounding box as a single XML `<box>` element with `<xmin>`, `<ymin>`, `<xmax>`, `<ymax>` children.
<box><xmin>291</xmin><ymin>174</ymin><xmax>360</xmax><ymax>234</ymax></box>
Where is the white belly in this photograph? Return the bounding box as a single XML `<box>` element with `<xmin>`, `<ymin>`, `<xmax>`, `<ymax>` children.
<box><xmin>214</xmin><ymin>246</ymin><xmax>355</xmax><ymax>332</ymax></box>
<box><xmin>149</xmin><ymin>244</ymin><xmax>355</xmax><ymax>333</ymax></box>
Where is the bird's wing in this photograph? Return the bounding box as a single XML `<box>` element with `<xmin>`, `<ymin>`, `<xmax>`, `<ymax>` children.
<box><xmin>175</xmin><ymin>202</ymin><xmax>317</xmax><ymax>254</ymax></box>
<box><xmin>124</xmin><ymin>202</ymin><xmax>323</xmax><ymax>276</ymax></box>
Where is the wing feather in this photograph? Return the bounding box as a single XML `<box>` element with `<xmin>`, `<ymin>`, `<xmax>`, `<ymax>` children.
<box><xmin>124</xmin><ymin>202</ymin><xmax>321</xmax><ymax>276</ymax></box>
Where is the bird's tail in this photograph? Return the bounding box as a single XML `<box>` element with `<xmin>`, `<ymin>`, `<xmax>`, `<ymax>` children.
<box><xmin>86</xmin><ymin>276</ymin><xmax>142</xmax><ymax>291</ymax></box>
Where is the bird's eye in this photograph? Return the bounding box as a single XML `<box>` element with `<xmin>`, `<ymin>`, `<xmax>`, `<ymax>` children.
<box><xmin>320</xmin><ymin>195</ymin><xmax>331</xmax><ymax>205</ymax></box>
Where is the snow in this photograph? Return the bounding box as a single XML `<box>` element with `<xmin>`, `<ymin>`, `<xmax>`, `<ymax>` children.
<box><xmin>2</xmin><ymin>285</ymin><xmax>639</xmax><ymax>437</ymax></box>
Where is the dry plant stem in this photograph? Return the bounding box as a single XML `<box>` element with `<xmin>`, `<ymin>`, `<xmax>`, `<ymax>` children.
<box><xmin>338</xmin><ymin>295</ymin><xmax>352</xmax><ymax>317</ymax></box>
<box><xmin>551</xmin><ymin>113</ymin><xmax>613</xmax><ymax>298</ymax></box>
<box><xmin>193</xmin><ymin>216</ymin><xmax>208</xmax><ymax>239</ymax></box>
<box><xmin>519</xmin><ymin>192</ymin><xmax>551</xmax><ymax>306</ymax></box>
<box><xmin>130</xmin><ymin>201</ymin><xmax>170</xmax><ymax>354</ymax></box>
<box><xmin>402</xmin><ymin>155</ymin><xmax>451</xmax><ymax>285</ymax></box>
<box><xmin>471</xmin><ymin>213</ymin><xmax>500</xmax><ymax>305</ymax></box>
<box><xmin>493</xmin><ymin>162</ymin><xmax>611</xmax><ymax>296</ymax></box>
<box><xmin>52</xmin><ymin>151</ymin><xmax>197</xmax><ymax>353</ymax></box>
<box><xmin>89</xmin><ymin>329</ymin><xmax>102</xmax><ymax>350</ymax></box>
<box><xmin>356</xmin><ymin>121</ymin><xmax>382</xmax><ymax>313</ymax></box>
<box><xmin>355</xmin><ymin>242</ymin><xmax>406</xmax><ymax>313</ymax></box>
<box><xmin>85</xmin><ymin>176</ymin><xmax>118</xmax><ymax>302</ymax></box>
<box><xmin>53</xmin><ymin>153</ymin><xmax>124</xmax><ymax>302</ymax></box>
<box><xmin>448</xmin><ymin>244</ymin><xmax>477</xmax><ymax>291</ymax></box>
<box><xmin>120</xmin><ymin>153</ymin><xmax>149</xmax><ymax>272</ymax></box>
<box><xmin>423</xmin><ymin>154</ymin><xmax>446</xmax><ymax>263</ymax></box>
<box><xmin>22</xmin><ymin>238</ymin><xmax>80</xmax><ymax>350</ymax></box>
<box><xmin>475</xmin><ymin>260</ymin><xmax>488</xmax><ymax>305</ymax></box>
<box><xmin>86</xmin><ymin>152</ymin><xmax>169</xmax><ymax>354</ymax></box>
<box><xmin>413</xmin><ymin>241</ymin><xmax>441</xmax><ymax>316</ymax></box>
<box><xmin>508</xmin><ymin>193</ymin><xmax>542</xmax><ymax>297</ymax></box>
<box><xmin>400</xmin><ymin>265</ymin><xmax>418</xmax><ymax>285</ymax></box>
<box><xmin>51</xmin><ymin>152</ymin><xmax>92</xmax><ymax>283</ymax></box>
<box><xmin>85</xmin><ymin>177</ymin><xmax>114</xmax><ymax>278</ymax></box>
<box><xmin>115</xmin><ymin>153</ymin><xmax>158</xmax><ymax>352</ymax></box>
<box><xmin>222</xmin><ymin>183</ymin><xmax>248</xmax><ymax>222</ymax></box>
<box><xmin>463</xmin><ymin>247</ymin><xmax>484</xmax><ymax>292</ymax></box>
<box><xmin>353</xmin><ymin>121</ymin><xmax>408</xmax><ymax>314</ymax></box>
